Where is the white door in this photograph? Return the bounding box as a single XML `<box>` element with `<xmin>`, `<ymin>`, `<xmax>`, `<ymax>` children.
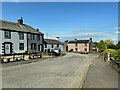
<box><xmin>5</xmin><ymin>44</ymin><xmax>11</xmax><ymax>54</ymax></box>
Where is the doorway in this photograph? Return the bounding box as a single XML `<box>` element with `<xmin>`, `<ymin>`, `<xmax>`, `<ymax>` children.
<box><xmin>5</xmin><ymin>43</ymin><xmax>11</xmax><ymax>54</ymax></box>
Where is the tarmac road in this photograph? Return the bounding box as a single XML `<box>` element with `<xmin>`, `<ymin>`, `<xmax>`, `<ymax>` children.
<box><xmin>2</xmin><ymin>53</ymin><xmax>93</xmax><ymax>88</ymax></box>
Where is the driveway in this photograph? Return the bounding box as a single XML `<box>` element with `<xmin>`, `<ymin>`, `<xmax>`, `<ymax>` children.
<box><xmin>2</xmin><ymin>53</ymin><xmax>94</xmax><ymax>88</ymax></box>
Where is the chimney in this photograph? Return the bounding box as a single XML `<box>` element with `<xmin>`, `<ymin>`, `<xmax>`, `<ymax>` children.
<box><xmin>36</xmin><ymin>28</ymin><xmax>39</xmax><ymax>31</ymax></box>
<box><xmin>90</xmin><ymin>38</ymin><xmax>92</xmax><ymax>41</ymax></box>
<box><xmin>75</xmin><ymin>39</ymin><xmax>77</xmax><ymax>41</ymax></box>
<box><xmin>18</xmin><ymin>17</ymin><xmax>23</xmax><ymax>25</ymax></box>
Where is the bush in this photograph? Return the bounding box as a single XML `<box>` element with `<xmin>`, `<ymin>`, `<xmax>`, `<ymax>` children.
<box><xmin>103</xmin><ymin>49</ymin><xmax>116</xmax><ymax>57</ymax></box>
<box><xmin>114</xmin><ymin>49</ymin><xmax>120</xmax><ymax>61</ymax></box>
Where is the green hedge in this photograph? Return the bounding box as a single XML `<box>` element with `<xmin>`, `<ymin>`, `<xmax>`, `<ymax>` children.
<box><xmin>103</xmin><ymin>49</ymin><xmax>120</xmax><ymax>61</ymax></box>
<box><xmin>103</xmin><ymin>49</ymin><xmax>116</xmax><ymax>57</ymax></box>
<box><xmin>114</xmin><ymin>49</ymin><xmax>120</xmax><ymax>61</ymax></box>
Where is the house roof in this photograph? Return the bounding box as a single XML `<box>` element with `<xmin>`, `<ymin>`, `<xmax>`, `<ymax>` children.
<box><xmin>44</xmin><ymin>39</ymin><xmax>63</xmax><ymax>44</ymax></box>
<box><xmin>0</xmin><ymin>20</ymin><xmax>43</xmax><ymax>34</ymax></box>
<box><xmin>68</xmin><ymin>40</ymin><xmax>90</xmax><ymax>43</ymax></box>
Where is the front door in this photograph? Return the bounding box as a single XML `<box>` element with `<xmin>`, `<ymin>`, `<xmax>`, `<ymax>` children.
<box><xmin>5</xmin><ymin>43</ymin><xmax>11</xmax><ymax>54</ymax></box>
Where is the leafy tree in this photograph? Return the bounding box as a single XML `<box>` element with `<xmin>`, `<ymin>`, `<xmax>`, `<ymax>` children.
<box><xmin>98</xmin><ymin>40</ymin><xmax>107</xmax><ymax>52</ymax></box>
<box><xmin>104</xmin><ymin>40</ymin><xmax>114</xmax><ymax>49</ymax></box>
<box><xmin>93</xmin><ymin>42</ymin><xmax>99</xmax><ymax>47</ymax></box>
<box><xmin>64</xmin><ymin>40</ymin><xmax>68</xmax><ymax>43</ymax></box>
<box><xmin>115</xmin><ymin>40</ymin><xmax>120</xmax><ymax>49</ymax></box>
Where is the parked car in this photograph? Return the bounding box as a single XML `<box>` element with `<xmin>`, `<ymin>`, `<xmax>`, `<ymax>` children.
<box><xmin>53</xmin><ymin>47</ymin><xmax>61</xmax><ymax>56</ymax></box>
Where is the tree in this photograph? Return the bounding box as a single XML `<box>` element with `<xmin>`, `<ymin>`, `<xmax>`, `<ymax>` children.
<box><xmin>93</xmin><ymin>42</ymin><xmax>99</xmax><ymax>47</ymax></box>
<box><xmin>64</xmin><ymin>40</ymin><xmax>68</xmax><ymax>43</ymax></box>
<box><xmin>98</xmin><ymin>40</ymin><xmax>107</xmax><ymax>52</ymax></box>
<box><xmin>115</xmin><ymin>40</ymin><xmax>120</xmax><ymax>49</ymax></box>
<box><xmin>104</xmin><ymin>40</ymin><xmax>114</xmax><ymax>49</ymax></box>
<box><xmin>114</xmin><ymin>49</ymin><xmax>120</xmax><ymax>61</ymax></box>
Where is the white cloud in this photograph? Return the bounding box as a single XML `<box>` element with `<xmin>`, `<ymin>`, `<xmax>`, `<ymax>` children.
<box><xmin>115</xmin><ymin>31</ymin><xmax>120</xmax><ymax>34</ymax></box>
<box><xmin>49</xmin><ymin>31</ymin><xmax>110</xmax><ymax>38</ymax></box>
<box><xmin>114</xmin><ymin>27</ymin><xmax>120</xmax><ymax>30</ymax></box>
<box><xmin>46</xmin><ymin>31</ymin><xmax>116</xmax><ymax>42</ymax></box>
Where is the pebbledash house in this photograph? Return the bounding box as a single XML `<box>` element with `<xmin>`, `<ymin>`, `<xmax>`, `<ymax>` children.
<box><xmin>0</xmin><ymin>18</ymin><xmax>44</xmax><ymax>58</ymax></box>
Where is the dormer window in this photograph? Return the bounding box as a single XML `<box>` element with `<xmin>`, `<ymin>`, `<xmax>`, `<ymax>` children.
<box><xmin>4</xmin><ymin>31</ymin><xmax>11</xmax><ymax>39</ymax></box>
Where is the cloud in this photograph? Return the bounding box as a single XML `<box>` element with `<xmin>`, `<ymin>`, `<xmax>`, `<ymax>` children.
<box><xmin>46</xmin><ymin>31</ymin><xmax>116</xmax><ymax>42</ymax></box>
<box><xmin>50</xmin><ymin>31</ymin><xmax>110</xmax><ymax>38</ymax></box>
<box><xmin>114</xmin><ymin>27</ymin><xmax>120</xmax><ymax>30</ymax></box>
<box><xmin>115</xmin><ymin>31</ymin><xmax>120</xmax><ymax>34</ymax></box>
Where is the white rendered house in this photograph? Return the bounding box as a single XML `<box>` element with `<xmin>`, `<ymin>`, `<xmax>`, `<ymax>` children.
<box><xmin>0</xmin><ymin>17</ymin><xmax>44</xmax><ymax>56</ymax></box>
<box><xmin>44</xmin><ymin>39</ymin><xmax>64</xmax><ymax>54</ymax></box>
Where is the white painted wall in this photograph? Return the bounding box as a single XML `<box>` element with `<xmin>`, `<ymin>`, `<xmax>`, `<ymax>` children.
<box><xmin>2</xmin><ymin>30</ymin><xmax>27</xmax><ymax>54</ymax></box>
<box><xmin>0</xmin><ymin>30</ymin><xmax>2</xmax><ymax>55</ymax></box>
<box><xmin>27</xmin><ymin>34</ymin><xmax>43</xmax><ymax>52</ymax></box>
<box><xmin>44</xmin><ymin>44</ymin><xmax>64</xmax><ymax>53</ymax></box>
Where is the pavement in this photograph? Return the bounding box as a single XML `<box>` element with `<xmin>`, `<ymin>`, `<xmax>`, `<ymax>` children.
<box><xmin>82</xmin><ymin>56</ymin><xmax>119</xmax><ymax>88</ymax></box>
<box><xmin>2</xmin><ymin>53</ymin><xmax>93</xmax><ymax>88</ymax></box>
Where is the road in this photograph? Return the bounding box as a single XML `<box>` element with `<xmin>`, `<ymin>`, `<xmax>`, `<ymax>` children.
<box><xmin>82</xmin><ymin>57</ymin><xmax>119</xmax><ymax>88</ymax></box>
<box><xmin>2</xmin><ymin>53</ymin><xmax>94</xmax><ymax>88</ymax></box>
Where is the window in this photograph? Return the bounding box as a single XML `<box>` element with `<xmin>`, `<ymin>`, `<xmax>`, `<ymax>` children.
<box><xmin>51</xmin><ymin>44</ymin><xmax>53</xmax><ymax>48</ymax></box>
<box><xmin>4</xmin><ymin>31</ymin><xmax>11</xmax><ymax>39</ymax></box>
<box><xmin>19</xmin><ymin>32</ymin><xmax>24</xmax><ymax>40</ymax></box>
<box><xmin>19</xmin><ymin>43</ymin><xmax>24</xmax><ymax>50</ymax></box>
<box><xmin>38</xmin><ymin>44</ymin><xmax>42</xmax><ymax>51</ymax></box>
<box><xmin>30</xmin><ymin>34</ymin><xmax>35</xmax><ymax>40</ymax></box>
<box><xmin>75</xmin><ymin>48</ymin><xmax>78</xmax><ymax>51</ymax></box>
<box><xmin>85</xmin><ymin>48</ymin><xmax>87</xmax><ymax>51</ymax></box>
<box><xmin>37</xmin><ymin>35</ymin><xmax>40</xmax><ymax>40</ymax></box>
<box><xmin>57</xmin><ymin>44</ymin><xmax>59</xmax><ymax>47</ymax></box>
<box><xmin>31</xmin><ymin>43</ymin><xmax>36</xmax><ymax>50</ymax></box>
<box><xmin>45</xmin><ymin>44</ymin><xmax>47</xmax><ymax>48</ymax></box>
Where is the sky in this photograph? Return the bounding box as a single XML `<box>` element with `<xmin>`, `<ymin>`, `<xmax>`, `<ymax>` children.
<box><xmin>1</xmin><ymin>2</ymin><xmax>119</xmax><ymax>43</ymax></box>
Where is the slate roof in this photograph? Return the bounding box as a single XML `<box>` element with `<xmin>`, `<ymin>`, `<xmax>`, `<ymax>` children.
<box><xmin>0</xmin><ymin>20</ymin><xmax>43</xmax><ymax>34</ymax></box>
<box><xmin>68</xmin><ymin>40</ymin><xmax>90</xmax><ymax>43</ymax></box>
<box><xmin>44</xmin><ymin>39</ymin><xmax>63</xmax><ymax>44</ymax></box>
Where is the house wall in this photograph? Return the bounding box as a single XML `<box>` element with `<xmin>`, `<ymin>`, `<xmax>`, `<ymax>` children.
<box><xmin>0</xmin><ymin>30</ymin><xmax>2</xmax><ymax>55</ymax></box>
<box><xmin>27</xmin><ymin>34</ymin><xmax>43</xmax><ymax>52</ymax></box>
<box><xmin>68</xmin><ymin>43</ymin><xmax>90</xmax><ymax>52</ymax></box>
<box><xmin>78</xmin><ymin>43</ymin><xmax>89</xmax><ymax>52</ymax></box>
<box><xmin>1</xmin><ymin>30</ymin><xmax>27</xmax><ymax>54</ymax></box>
<box><xmin>44</xmin><ymin>44</ymin><xmax>64</xmax><ymax>53</ymax></box>
<box><xmin>68</xmin><ymin>44</ymin><xmax>76</xmax><ymax>51</ymax></box>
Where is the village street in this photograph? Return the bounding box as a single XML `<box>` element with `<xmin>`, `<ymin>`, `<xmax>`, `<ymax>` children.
<box><xmin>1</xmin><ymin>53</ymin><xmax>118</xmax><ymax>88</ymax></box>
<box><xmin>2</xmin><ymin>53</ymin><xmax>94</xmax><ymax>88</ymax></box>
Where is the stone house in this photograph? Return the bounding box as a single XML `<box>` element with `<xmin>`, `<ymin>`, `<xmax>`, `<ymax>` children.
<box><xmin>66</xmin><ymin>38</ymin><xmax>93</xmax><ymax>53</ymax></box>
